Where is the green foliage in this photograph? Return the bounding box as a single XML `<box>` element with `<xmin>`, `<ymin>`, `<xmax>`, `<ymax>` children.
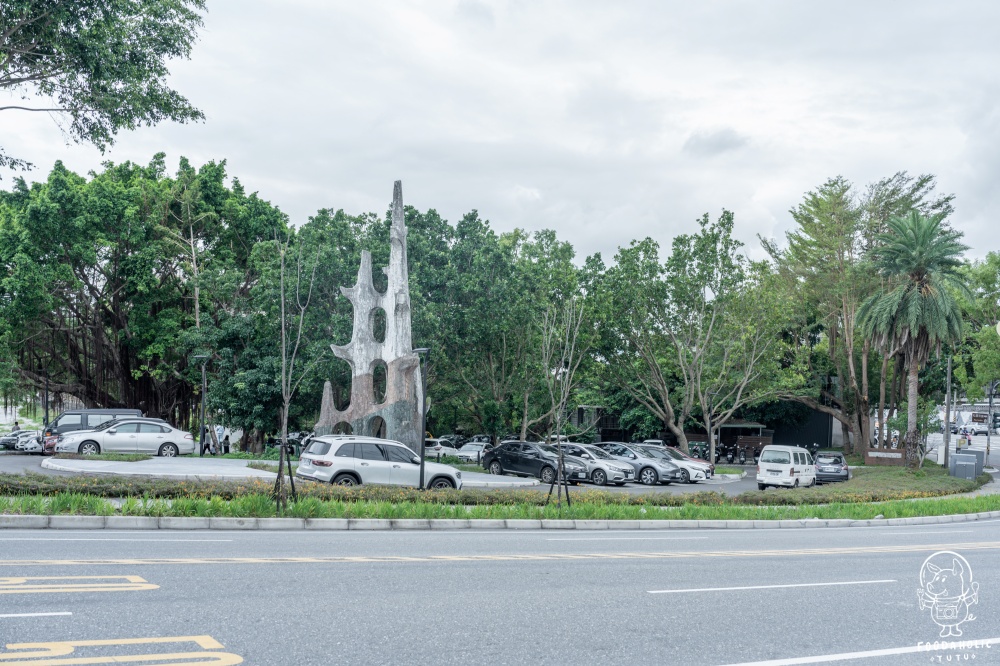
<box><xmin>0</xmin><ymin>0</ymin><xmax>206</xmax><ymax>169</ymax></box>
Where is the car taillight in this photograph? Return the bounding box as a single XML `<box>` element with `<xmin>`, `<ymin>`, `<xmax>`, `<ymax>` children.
<box><xmin>756</xmin><ymin>465</ymin><xmax>760</xmax><ymax>475</ymax></box>
<box><xmin>313</xmin><ymin>460</ymin><xmax>333</xmax><ymax>467</ymax></box>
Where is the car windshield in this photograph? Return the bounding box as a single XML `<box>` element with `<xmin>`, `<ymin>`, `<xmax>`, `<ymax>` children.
<box><xmin>817</xmin><ymin>455</ymin><xmax>842</xmax><ymax>464</ymax></box>
<box><xmin>539</xmin><ymin>445</ymin><xmax>559</xmax><ymax>455</ymax></box>
<box><xmin>760</xmin><ymin>451</ymin><xmax>791</xmax><ymax>464</ymax></box>
<box><xmin>637</xmin><ymin>447</ymin><xmax>665</xmax><ymax>459</ymax></box>
<box><xmin>459</xmin><ymin>444</ymin><xmax>483</xmax><ymax>451</ymax></box>
<box><xmin>657</xmin><ymin>447</ymin><xmax>684</xmax><ymax>460</ymax></box>
<box><xmin>585</xmin><ymin>446</ymin><xmax>613</xmax><ymax>460</ymax></box>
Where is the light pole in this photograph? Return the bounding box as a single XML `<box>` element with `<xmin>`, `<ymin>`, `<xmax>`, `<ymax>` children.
<box><xmin>193</xmin><ymin>354</ymin><xmax>209</xmax><ymax>457</ymax></box>
<box><xmin>414</xmin><ymin>347</ymin><xmax>430</xmax><ymax>490</ymax></box>
<box><xmin>707</xmin><ymin>390</ymin><xmax>719</xmax><ymax>463</ymax></box>
<box><xmin>988</xmin><ymin>379</ymin><xmax>998</xmax><ymax>461</ymax></box>
<box><xmin>943</xmin><ymin>355</ymin><xmax>952</xmax><ymax>469</ymax></box>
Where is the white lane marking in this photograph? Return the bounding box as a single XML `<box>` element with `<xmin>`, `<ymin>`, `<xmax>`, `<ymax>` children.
<box><xmin>719</xmin><ymin>636</ymin><xmax>1000</xmax><ymax>665</ymax></box>
<box><xmin>648</xmin><ymin>579</ymin><xmax>896</xmax><ymax>594</ymax></box>
<box><xmin>0</xmin><ymin>612</ymin><xmax>73</xmax><ymax>618</ymax></box>
<box><xmin>879</xmin><ymin>530</ymin><xmax>974</xmax><ymax>535</ymax></box>
<box><xmin>547</xmin><ymin>537</ymin><xmax>710</xmax><ymax>541</ymax></box>
<box><xmin>0</xmin><ymin>538</ymin><xmax>232</xmax><ymax>542</ymax></box>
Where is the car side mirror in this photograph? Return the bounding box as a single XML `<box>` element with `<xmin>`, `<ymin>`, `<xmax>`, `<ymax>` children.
<box><xmin>108</xmin><ymin>429</ymin><xmax>117</xmax><ymax>435</ymax></box>
<box><xmin>629</xmin><ymin>454</ymin><xmax>636</xmax><ymax>459</ymax></box>
<box><xmin>411</xmin><ymin>456</ymin><xmax>420</xmax><ymax>465</ymax></box>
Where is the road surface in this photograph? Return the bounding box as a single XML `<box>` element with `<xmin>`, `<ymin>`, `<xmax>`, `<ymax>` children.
<box><xmin>2</xmin><ymin>521</ymin><xmax>999</xmax><ymax>664</ymax></box>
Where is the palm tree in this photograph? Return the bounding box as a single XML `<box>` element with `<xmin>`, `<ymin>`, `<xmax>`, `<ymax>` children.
<box><xmin>858</xmin><ymin>212</ymin><xmax>969</xmax><ymax>467</ymax></box>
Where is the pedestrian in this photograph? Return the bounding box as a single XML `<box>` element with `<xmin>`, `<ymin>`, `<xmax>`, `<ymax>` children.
<box><xmin>11</xmin><ymin>421</ymin><xmax>20</xmax><ymax>433</ymax></box>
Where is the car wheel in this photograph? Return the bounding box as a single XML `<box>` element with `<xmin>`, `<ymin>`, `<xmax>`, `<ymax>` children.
<box><xmin>639</xmin><ymin>467</ymin><xmax>658</xmax><ymax>485</ymax></box>
<box><xmin>679</xmin><ymin>468</ymin><xmax>691</xmax><ymax>484</ymax></box>
<box><xmin>78</xmin><ymin>441</ymin><xmax>100</xmax><ymax>456</ymax></box>
<box><xmin>430</xmin><ymin>477</ymin><xmax>455</xmax><ymax>489</ymax></box>
<box><xmin>158</xmin><ymin>443</ymin><xmax>179</xmax><ymax>457</ymax></box>
<box><xmin>592</xmin><ymin>469</ymin><xmax>607</xmax><ymax>486</ymax></box>
<box><xmin>489</xmin><ymin>461</ymin><xmax>503</xmax><ymax>476</ymax></box>
<box><xmin>758</xmin><ymin>483</ymin><xmax>766</xmax><ymax>491</ymax></box>
<box><xmin>793</xmin><ymin>479</ymin><xmax>800</xmax><ymax>488</ymax></box>
<box><xmin>807</xmin><ymin>477</ymin><xmax>816</xmax><ymax>488</ymax></box>
<box><xmin>333</xmin><ymin>473</ymin><xmax>358</xmax><ymax>486</ymax></box>
<box><xmin>540</xmin><ymin>466</ymin><xmax>556</xmax><ymax>484</ymax></box>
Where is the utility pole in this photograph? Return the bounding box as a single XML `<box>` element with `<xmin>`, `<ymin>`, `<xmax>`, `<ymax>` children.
<box><xmin>415</xmin><ymin>348</ymin><xmax>430</xmax><ymax>490</ymax></box>
<box><xmin>943</xmin><ymin>355</ymin><xmax>951</xmax><ymax>469</ymax></box>
<box><xmin>988</xmin><ymin>379</ymin><xmax>998</xmax><ymax>462</ymax></box>
<box><xmin>193</xmin><ymin>355</ymin><xmax>209</xmax><ymax>456</ymax></box>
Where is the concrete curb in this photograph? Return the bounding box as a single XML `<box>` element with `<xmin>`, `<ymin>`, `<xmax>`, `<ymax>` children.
<box><xmin>715</xmin><ymin>472</ymin><xmax>747</xmax><ymax>480</ymax></box>
<box><xmin>3</xmin><ymin>509</ymin><xmax>1000</xmax><ymax>530</ymax></box>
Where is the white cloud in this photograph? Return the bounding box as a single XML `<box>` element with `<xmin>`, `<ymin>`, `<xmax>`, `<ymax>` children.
<box><xmin>2</xmin><ymin>0</ymin><xmax>998</xmax><ymax>262</ymax></box>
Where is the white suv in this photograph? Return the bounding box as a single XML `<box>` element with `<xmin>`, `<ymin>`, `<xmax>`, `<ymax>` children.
<box><xmin>297</xmin><ymin>436</ymin><xmax>463</xmax><ymax>489</ymax></box>
<box><xmin>756</xmin><ymin>445</ymin><xmax>816</xmax><ymax>490</ymax></box>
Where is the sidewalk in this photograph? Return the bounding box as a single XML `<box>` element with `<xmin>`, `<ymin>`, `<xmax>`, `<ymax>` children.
<box><xmin>40</xmin><ymin>457</ymin><xmax>539</xmax><ymax>488</ymax></box>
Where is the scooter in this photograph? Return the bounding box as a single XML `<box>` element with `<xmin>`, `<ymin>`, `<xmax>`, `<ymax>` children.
<box><xmin>738</xmin><ymin>447</ymin><xmax>747</xmax><ymax>465</ymax></box>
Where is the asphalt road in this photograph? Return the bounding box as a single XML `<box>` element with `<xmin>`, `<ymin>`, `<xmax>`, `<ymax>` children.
<box><xmin>2</xmin><ymin>522</ymin><xmax>1000</xmax><ymax>664</ymax></box>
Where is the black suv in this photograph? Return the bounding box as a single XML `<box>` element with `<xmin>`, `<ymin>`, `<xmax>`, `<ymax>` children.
<box><xmin>42</xmin><ymin>409</ymin><xmax>143</xmax><ymax>439</ymax></box>
<box><xmin>482</xmin><ymin>441</ymin><xmax>587</xmax><ymax>484</ymax></box>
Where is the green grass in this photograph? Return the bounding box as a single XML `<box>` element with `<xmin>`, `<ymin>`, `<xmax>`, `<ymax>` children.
<box><xmin>3</xmin><ymin>490</ymin><xmax>1000</xmax><ymax>521</ymax></box>
<box><xmin>53</xmin><ymin>453</ymin><xmax>151</xmax><ymax>462</ymax></box>
<box><xmin>219</xmin><ymin>449</ymin><xmax>298</xmax><ymax>461</ymax></box>
<box><xmin>713</xmin><ymin>466</ymin><xmax>743</xmax><ymax>475</ymax></box>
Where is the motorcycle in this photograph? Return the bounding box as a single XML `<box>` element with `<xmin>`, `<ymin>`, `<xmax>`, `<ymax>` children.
<box><xmin>738</xmin><ymin>447</ymin><xmax>747</xmax><ymax>465</ymax></box>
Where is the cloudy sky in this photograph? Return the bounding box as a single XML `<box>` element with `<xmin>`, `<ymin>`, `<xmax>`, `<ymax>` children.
<box><xmin>4</xmin><ymin>1</ymin><xmax>998</xmax><ymax>261</ymax></box>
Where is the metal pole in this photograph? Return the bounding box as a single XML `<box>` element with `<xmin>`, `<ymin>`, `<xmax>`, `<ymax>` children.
<box><xmin>943</xmin><ymin>356</ymin><xmax>951</xmax><ymax>469</ymax></box>
<box><xmin>988</xmin><ymin>379</ymin><xmax>996</xmax><ymax>462</ymax></box>
<box><xmin>417</xmin><ymin>349</ymin><xmax>429</xmax><ymax>490</ymax></box>
<box><xmin>43</xmin><ymin>372</ymin><xmax>49</xmax><ymax>427</ymax></box>
<box><xmin>199</xmin><ymin>361</ymin><xmax>207</xmax><ymax>457</ymax></box>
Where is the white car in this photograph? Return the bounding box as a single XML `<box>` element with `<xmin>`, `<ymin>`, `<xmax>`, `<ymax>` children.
<box><xmin>297</xmin><ymin>436</ymin><xmax>462</xmax><ymax>489</ymax></box>
<box><xmin>756</xmin><ymin>445</ymin><xmax>816</xmax><ymax>490</ymax></box>
<box><xmin>14</xmin><ymin>431</ymin><xmax>41</xmax><ymax>453</ymax></box>
<box><xmin>423</xmin><ymin>438</ymin><xmax>460</xmax><ymax>459</ymax></box>
<box><xmin>54</xmin><ymin>418</ymin><xmax>195</xmax><ymax>457</ymax></box>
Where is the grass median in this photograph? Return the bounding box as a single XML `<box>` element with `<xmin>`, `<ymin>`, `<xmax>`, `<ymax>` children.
<box><xmin>2</xmin><ymin>491</ymin><xmax>1000</xmax><ymax>521</ymax></box>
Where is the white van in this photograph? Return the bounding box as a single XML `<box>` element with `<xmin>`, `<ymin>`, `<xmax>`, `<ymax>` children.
<box><xmin>756</xmin><ymin>445</ymin><xmax>816</xmax><ymax>490</ymax></box>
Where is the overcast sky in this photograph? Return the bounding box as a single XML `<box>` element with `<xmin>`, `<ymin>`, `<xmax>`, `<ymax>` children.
<box><xmin>4</xmin><ymin>1</ymin><xmax>998</xmax><ymax>262</ymax></box>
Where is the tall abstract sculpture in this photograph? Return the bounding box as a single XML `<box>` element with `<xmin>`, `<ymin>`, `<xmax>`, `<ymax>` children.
<box><xmin>314</xmin><ymin>181</ymin><xmax>424</xmax><ymax>452</ymax></box>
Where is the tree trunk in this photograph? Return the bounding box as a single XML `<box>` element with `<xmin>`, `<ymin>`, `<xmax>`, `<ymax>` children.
<box><xmin>905</xmin><ymin>356</ymin><xmax>920</xmax><ymax>469</ymax></box>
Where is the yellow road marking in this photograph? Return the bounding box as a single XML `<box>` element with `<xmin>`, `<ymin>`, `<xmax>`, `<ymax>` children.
<box><xmin>1</xmin><ymin>541</ymin><xmax>999</xmax><ymax>567</ymax></box>
<box><xmin>0</xmin><ymin>576</ymin><xmax>158</xmax><ymax>595</ymax></box>
<box><xmin>0</xmin><ymin>636</ymin><xmax>242</xmax><ymax>665</ymax></box>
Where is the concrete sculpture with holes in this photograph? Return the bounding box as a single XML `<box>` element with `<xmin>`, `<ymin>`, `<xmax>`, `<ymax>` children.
<box><xmin>314</xmin><ymin>181</ymin><xmax>424</xmax><ymax>452</ymax></box>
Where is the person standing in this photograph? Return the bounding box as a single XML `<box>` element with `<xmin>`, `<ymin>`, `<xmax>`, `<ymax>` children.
<box><xmin>11</xmin><ymin>421</ymin><xmax>20</xmax><ymax>433</ymax></box>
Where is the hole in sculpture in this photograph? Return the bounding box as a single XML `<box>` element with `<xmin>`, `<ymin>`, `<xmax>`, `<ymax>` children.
<box><xmin>370</xmin><ymin>416</ymin><xmax>387</xmax><ymax>439</ymax></box>
<box><xmin>371</xmin><ymin>307</ymin><xmax>386</xmax><ymax>344</ymax></box>
<box><xmin>372</xmin><ymin>359</ymin><xmax>388</xmax><ymax>404</ymax></box>
<box><xmin>333</xmin><ymin>421</ymin><xmax>353</xmax><ymax>435</ymax></box>
<box><xmin>332</xmin><ymin>358</ymin><xmax>352</xmax><ymax>410</ymax></box>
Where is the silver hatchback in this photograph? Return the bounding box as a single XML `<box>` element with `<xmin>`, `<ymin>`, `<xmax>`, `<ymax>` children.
<box><xmin>297</xmin><ymin>436</ymin><xmax>463</xmax><ymax>489</ymax></box>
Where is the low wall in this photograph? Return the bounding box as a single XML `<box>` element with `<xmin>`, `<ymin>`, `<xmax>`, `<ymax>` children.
<box><xmin>864</xmin><ymin>449</ymin><xmax>906</xmax><ymax>466</ymax></box>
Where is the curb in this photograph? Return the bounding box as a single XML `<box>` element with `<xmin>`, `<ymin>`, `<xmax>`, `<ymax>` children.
<box><xmin>4</xmin><ymin>509</ymin><xmax>1000</xmax><ymax>530</ymax></box>
<box><xmin>715</xmin><ymin>472</ymin><xmax>747</xmax><ymax>480</ymax></box>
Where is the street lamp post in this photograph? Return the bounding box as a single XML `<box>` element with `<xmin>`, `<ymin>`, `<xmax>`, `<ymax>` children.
<box><xmin>943</xmin><ymin>355</ymin><xmax>952</xmax><ymax>470</ymax></box>
<box><xmin>414</xmin><ymin>348</ymin><xmax>430</xmax><ymax>490</ymax></box>
<box><xmin>707</xmin><ymin>390</ymin><xmax>719</xmax><ymax>463</ymax></box>
<box><xmin>988</xmin><ymin>379</ymin><xmax>998</xmax><ymax>461</ymax></box>
<box><xmin>193</xmin><ymin>355</ymin><xmax>209</xmax><ymax>457</ymax></box>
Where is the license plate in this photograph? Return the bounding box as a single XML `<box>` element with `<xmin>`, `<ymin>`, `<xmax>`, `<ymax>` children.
<box><xmin>576</xmin><ymin>472</ymin><xmax>586</xmax><ymax>478</ymax></box>
<box><xmin>769</xmin><ymin>471</ymin><xmax>780</xmax><ymax>476</ymax></box>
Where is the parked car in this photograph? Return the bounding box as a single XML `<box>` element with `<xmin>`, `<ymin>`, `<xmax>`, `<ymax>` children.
<box><xmin>456</xmin><ymin>442</ymin><xmax>488</xmax><ymax>463</ymax></box>
<box><xmin>53</xmin><ymin>418</ymin><xmax>192</xmax><ymax>456</ymax></box>
<box><xmin>814</xmin><ymin>451</ymin><xmax>850</xmax><ymax>484</ymax></box>
<box><xmin>639</xmin><ymin>446</ymin><xmax>711</xmax><ymax>483</ymax></box>
<box><xmin>44</xmin><ymin>417</ymin><xmax>167</xmax><ymax>455</ymax></box>
<box><xmin>296</xmin><ymin>436</ymin><xmax>462</xmax><ymax>489</ymax></box>
<box><xmin>596</xmin><ymin>442</ymin><xmax>684</xmax><ymax>486</ymax></box>
<box><xmin>756</xmin><ymin>445</ymin><xmax>816</xmax><ymax>490</ymax></box>
<box><xmin>482</xmin><ymin>441</ymin><xmax>588</xmax><ymax>484</ymax></box>
<box><xmin>573</xmin><ymin>444</ymin><xmax>636</xmax><ymax>486</ymax></box>
<box><xmin>0</xmin><ymin>431</ymin><xmax>17</xmax><ymax>450</ymax></box>
<box><xmin>423</xmin><ymin>438</ymin><xmax>460</xmax><ymax>459</ymax></box>
<box><xmin>42</xmin><ymin>409</ymin><xmax>143</xmax><ymax>440</ymax></box>
<box><xmin>969</xmin><ymin>424</ymin><xmax>990</xmax><ymax>436</ymax></box>
<box><xmin>13</xmin><ymin>431</ymin><xmax>42</xmax><ymax>453</ymax></box>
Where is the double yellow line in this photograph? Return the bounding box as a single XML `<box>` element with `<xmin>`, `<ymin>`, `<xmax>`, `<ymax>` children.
<box><xmin>0</xmin><ymin>575</ymin><xmax>158</xmax><ymax>595</ymax></box>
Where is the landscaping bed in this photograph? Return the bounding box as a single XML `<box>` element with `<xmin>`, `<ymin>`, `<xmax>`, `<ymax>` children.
<box><xmin>52</xmin><ymin>453</ymin><xmax>152</xmax><ymax>463</ymax></box>
<box><xmin>1</xmin><ymin>491</ymin><xmax>1000</xmax><ymax>521</ymax></box>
